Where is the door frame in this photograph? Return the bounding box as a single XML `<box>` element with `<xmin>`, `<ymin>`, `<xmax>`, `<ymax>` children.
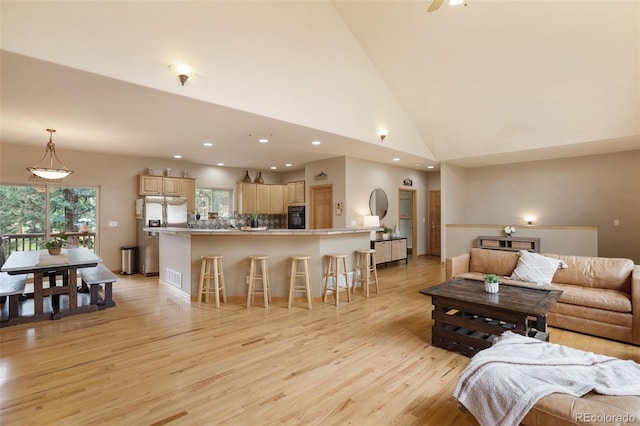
<box><xmin>399</xmin><ymin>188</ymin><xmax>417</xmax><ymax>260</ymax></box>
<box><xmin>428</xmin><ymin>190</ymin><xmax>441</xmax><ymax>257</ymax></box>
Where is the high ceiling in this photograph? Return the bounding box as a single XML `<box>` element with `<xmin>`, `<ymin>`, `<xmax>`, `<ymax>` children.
<box><xmin>1</xmin><ymin>1</ymin><xmax>638</xmax><ymax>172</ymax></box>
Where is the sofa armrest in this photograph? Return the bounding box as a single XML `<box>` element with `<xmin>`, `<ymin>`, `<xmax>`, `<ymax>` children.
<box><xmin>632</xmin><ymin>265</ymin><xmax>640</xmax><ymax>345</ymax></box>
<box><xmin>446</xmin><ymin>253</ymin><xmax>470</xmax><ymax>281</ymax></box>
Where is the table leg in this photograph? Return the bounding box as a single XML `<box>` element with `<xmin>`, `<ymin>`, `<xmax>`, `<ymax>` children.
<box><xmin>33</xmin><ymin>272</ymin><xmax>44</xmax><ymax>315</ymax></box>
<box><xmin>537</xmin><ymin>315</ymin><xmax>547</xmax><ymax>332</ymax></box>
<box><xmin>68</xmin><ymin>268</ymin><xmax>78</xmax><ymax>310</ymax></box>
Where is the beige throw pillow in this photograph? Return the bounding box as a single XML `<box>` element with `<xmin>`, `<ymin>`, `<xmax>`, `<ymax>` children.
<box><xmin>509</xmin><ymin>250</ymin><xmax>568</xmax><ymax>284</ymax></box>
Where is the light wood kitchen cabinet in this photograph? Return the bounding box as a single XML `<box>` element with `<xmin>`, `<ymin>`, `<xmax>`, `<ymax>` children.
<box><xmin>237</xmin><ymin>182</ymin><xmax>286</xmax><ymax>214</ymax></box>
<box><xmin>180</xmin><ymin>178</ymin><xmax>196</xmax><ymax>213</ymax></box>
<box><xmin>139</xmin><ymin>175</ymin><xmax>162</xmax><ymax>195</ymax></box>
<box><xmin>162</xmin><ymin>177</ymin><xmax>181</xmax><ymax>196</ymax></box>
<box><xmin>287</xmin><ymin>181</ymin><xmax>305</xmax><ymax>204</ymax></box>
<box><xmin>256</xmin><ymin>184</ymin><xmax>270</xmax><ymax>214</ymax></box>
<box><xmin>138</xmin><ymin>175</ymin><xmax>195</xmax><ymax>211</ymax></box>
<box><xmin>237</xmin><ymin>182</ymin><xmax>257</xmax><ymax>214</ymax></box>
<box><xmin>269</xmin><ymin>185</ymin><xmax>285</xmax><ymax>214</ymax></box>
<box><xmin>138</xmin><ymin>175</ymin><xmax>182</xmax><ymax>196</ymax></box>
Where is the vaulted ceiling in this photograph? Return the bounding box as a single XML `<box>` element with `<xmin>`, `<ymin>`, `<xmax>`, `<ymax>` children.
<box><xmin>1</xmin><ymin>1</ymin><xmax>638</xmax><ymax>171</ymax></box>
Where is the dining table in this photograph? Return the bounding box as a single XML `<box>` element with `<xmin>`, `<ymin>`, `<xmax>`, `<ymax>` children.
<box><xmin>1</xmin><ymin>247</ymin><xmax>103</xmax><ymax>325</ymax></box>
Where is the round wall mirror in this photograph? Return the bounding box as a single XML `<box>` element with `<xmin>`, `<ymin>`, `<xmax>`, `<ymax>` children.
<box><xmin>369</xmin><ymin>188</ymin><xmax>389</xmax><ymax>219</ymax></box>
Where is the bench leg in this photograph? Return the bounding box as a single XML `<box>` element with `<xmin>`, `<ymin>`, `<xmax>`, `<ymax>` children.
<box><xmin>8</xmin><ymin>294</ymin><xmax>20</xmax><ymax>318</ymax></box>
<box><xmin>101</xmin><ymin>283</ymin><xmax>115</xmax><ymax>309</ymax></box>
<box><xmin>89</xmin><ymin>283</ymin><xmax>101</xmax><ymax>305</ymax></box>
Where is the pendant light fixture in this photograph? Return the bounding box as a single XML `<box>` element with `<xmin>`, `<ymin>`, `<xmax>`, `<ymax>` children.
<box><xmin>27</xmin><ymin>129</ymin><xmax>74</xmax><ymax>179</ymax></box>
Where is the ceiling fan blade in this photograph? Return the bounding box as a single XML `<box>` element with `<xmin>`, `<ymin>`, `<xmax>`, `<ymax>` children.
<box><xmin>427</xmin><ymin>0</ymin><xmax>445</xmax><ymax>12</ymax></box>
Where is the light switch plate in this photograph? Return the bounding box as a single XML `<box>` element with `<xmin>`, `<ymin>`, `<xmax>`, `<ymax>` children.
<box><xmin>108</xmin><ymin>221</ymin><xmax>118</xmax><ymax>227</ymax></box>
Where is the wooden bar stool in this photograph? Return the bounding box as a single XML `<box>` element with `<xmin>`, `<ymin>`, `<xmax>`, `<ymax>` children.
<box><xmin>247</xmin><ymin>255</ymin><xmax>271</xmax><ymax>308</ymax></box>
<box><xmin>197</xmin><ymin>255</ymin><xmax>227</xmax><ymax>308</ymax></box>
<box><xmin>322</xmin><ymin>253</ymin><xmax>351</xmax><ymax>306</ymax></box>
<box><xmin>288</xmin><ymin>256</ymin><xmax>312</xmax><ymax>309</ymax></box>
<box><xmin>354</xmin><ymin>249</ymin><xmax>379</xmax><ymax>297</ymax></box>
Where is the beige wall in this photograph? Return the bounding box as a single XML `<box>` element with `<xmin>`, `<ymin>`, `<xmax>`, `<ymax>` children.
<box><xmin>442</xmin><ymin>150</ymin><xmax>640</xmax><ymax>263</ymax></box>
<box><xmin>345</xmin><ymin>157</ymin><xmax>429</xmax><ymax>256</ymax></box>
<box><xmin>445</xmin><ymin>225</ymin><xmax>598</xmax><ymax>258</ymax></box>
<box><xmin>305</xmin><ymin>157</ymin><xmax>347</xmax><ymax>228</ymax></box>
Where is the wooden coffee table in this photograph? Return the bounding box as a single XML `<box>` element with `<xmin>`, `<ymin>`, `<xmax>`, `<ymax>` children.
<box><xmin>420</xmin><ymin>278</ymin><xmax>563</xmax><ymax>357</ymax></box>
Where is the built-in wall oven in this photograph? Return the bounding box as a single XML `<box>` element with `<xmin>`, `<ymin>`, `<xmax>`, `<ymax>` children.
<box><xmin>287</xmin><ymin>205</ymin><xmax>305</xmax><ymax>229</ymax></box>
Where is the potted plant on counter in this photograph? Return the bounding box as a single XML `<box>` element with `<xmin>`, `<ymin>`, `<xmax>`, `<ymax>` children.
<box><xmin>484</xmin><ymin>273</ymin><xmax>500</xmax><ymax>294</ymax></box>
<box><xmin>45</xmin><ymin>231</ymin><xmax>68</xmax><ymax>255</ymax></box>
<box><xmin>249</xmin><ymin>212</ymin><xmax>259</xmax><ymax>228</ymax></box>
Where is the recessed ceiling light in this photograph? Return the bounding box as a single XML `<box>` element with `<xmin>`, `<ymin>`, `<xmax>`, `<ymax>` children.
<box><xmin>311</xmin><ymin>140</ymin><xmax>321</xmax><ymax>145</ymax></box>
<box><xmin>285</xmin><ymin>163</ymin><xmax>292</xmax><ymax>167</ymax></box>
<box><xmin>258</xmin><ymin>138</ymin><xmax>269</xmax><ymax>143</ymax></box>
<box><xmin>217</xmin><ymin>162</ymin><xmax>224</xmax><ymax>166</ymax></box>
<box><xmin>203</xmin><ymin>142</ymin><xmax>213</xmax><ymax>147</ymax></box>
<box><xmin>174</xmin><ymin>155</ymin><xmax>182</xmax><ymax>159</ymax></box>
<box><xmin>427</xmin><ymin>165</ymin><xmax>435</xmax><ymax>169</ymax></box>
<box><xmin>392</xmin><ymin>157</ymin><xmax>400</xmax><ymax>162</ymax></box>
<box><xmin>270</xmin><ymin>166</ymin><xmax>277</xmax><ymax>170</ymax></box>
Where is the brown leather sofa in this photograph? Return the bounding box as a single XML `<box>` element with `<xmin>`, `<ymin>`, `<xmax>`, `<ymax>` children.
<box><xmin>448</xmin><ymin>249</ymin><xmax>640</xmax><ymax>425</ymax></box>
<box><xmin>446</xmin><ymin>248</ymin><xmax>640</xmax><ymax>345</ymax></box>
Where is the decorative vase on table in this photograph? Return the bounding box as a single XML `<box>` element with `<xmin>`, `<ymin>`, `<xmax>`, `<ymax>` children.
<box><xmin>253</xmin><ymin>171</ymin><xmax>264</xmax><ymax>184</ymax></box>
<box><xmin>242</xmin><ymin>170</ymin><xmax>252</xmax><ymax>183</ymax></box>
<box><xmin>485</xmin><ymin>281</ymin><xmax>499</xmax><ymax>294</ymax></box>
<box><xmin>48</xmin><ymin>248</ymin><xmax>61</xmax><ymax>256</ymax></box>
<box><xmin>484</xmin><ymin>274</ymin><xmax>500</xmax><ymax>293</ymax></box>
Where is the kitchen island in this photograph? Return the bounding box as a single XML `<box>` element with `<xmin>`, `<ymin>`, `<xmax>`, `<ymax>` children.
<box><xmin>148</xmin><ymin>227</ymin><xmax>375</xmax><ymax>301</ymax></box>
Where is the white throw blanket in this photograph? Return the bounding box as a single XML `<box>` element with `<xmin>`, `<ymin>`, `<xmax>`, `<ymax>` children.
<box><xmin>453</xmin><ymin>331</ymin><xmax>640</xmax><ymax>426</ymax></box>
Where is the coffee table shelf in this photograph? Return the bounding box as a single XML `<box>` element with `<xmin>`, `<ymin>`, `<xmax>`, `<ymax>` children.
<box><xmin>421</xmin><ymin>278</ymin><xmax>562</xmax><ymax>357</ymax></box>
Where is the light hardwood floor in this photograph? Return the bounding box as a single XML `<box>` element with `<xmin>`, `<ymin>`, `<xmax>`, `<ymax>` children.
<box><xmin>1</xmin><ymin>256</ymin><xmax>638</xmax><ymax>425</ymax></box>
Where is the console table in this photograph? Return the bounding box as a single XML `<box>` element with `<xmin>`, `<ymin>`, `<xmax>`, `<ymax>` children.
<box><xmin>371</xmin><ymin>237</ymin><xmax>407</xmax><ymax>265</ymax></box>
<box><xmin>477</xmin><ymin>235</ymin><xmax>540</xmax><ymax>253</ymax></box>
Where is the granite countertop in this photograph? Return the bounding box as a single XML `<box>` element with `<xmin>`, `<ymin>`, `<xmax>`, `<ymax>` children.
<box><xmin>144</xmin><ymin>227</ymin><xmax>380</xmax><ymax>236</ymax></box>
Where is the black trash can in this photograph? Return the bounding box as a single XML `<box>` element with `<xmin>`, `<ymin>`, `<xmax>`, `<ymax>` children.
<box><xmin>121</xmin><ymin>245</ymin><xmax>137</xmax><ymax>275</ymax></box>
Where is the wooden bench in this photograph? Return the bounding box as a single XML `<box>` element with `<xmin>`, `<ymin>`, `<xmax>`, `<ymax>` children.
<box><xmin>1</xmin><ymin>272</ymin><xmax>27</xmax><ymax>323</ymax></box>
<box><xmin>78</xmin><ymin>264</ymin><xmax>119</xmax><ymax>310</ymax></box>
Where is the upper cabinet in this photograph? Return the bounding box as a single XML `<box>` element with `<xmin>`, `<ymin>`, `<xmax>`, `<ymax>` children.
<box><xmin>237</xmin><ymin>182</ymin><xmax>285</xmax><ymax>214</ymax></box>
<box><xmin>138</xmin><ymin>175</ymin><xmax>196</xmax><ymax>213</ymax></box>
<box><xmin>139</xmin><ymin>175</ymin><xmax>163</xmax><ymax>195</ymax></box>
<box><xmin>180</xmin><ymin>179</ymin><xmax>196</xmax><ymax>213</ymax></box>
<box><xmin>287</xmin><ymin>181</ymin><xmax>305</xmax><ymax>204</ymax></box>
<box><xmin>256</xmin><ymin>184</ymin><xmax>270</xmax><ymax>214</ymax></box>
<box><xmin>162</xmin><ymin>177</ymin><xmax>181</xmax><ymax>196</ymax></box>
<box><xmin>269</xmin><ymin>185</ymin><xmax>285</xmax><ymax>214</ymax></box>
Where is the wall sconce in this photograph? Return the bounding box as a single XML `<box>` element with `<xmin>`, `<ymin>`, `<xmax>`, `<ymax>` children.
<box><xmin>26</xmin><ymin>129</ymin><xmax>74</xmax><ymax>180</ymax></box>
<box><xmin>171</xmin><ymin>63</ymin><xmax>193</xmax><ymax>86</ymax></box>
<box><xmin>524</xmin><ymin>216</ymin><xmax>536</xmax><ymax>226</ymax></box>
<box><xmin>377</xmin><ymin>128</ymin><xmax>389</xmax><ymax>142</ymax></box>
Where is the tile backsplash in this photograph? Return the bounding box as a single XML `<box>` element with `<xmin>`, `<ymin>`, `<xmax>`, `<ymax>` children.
<box><xmin>187</xmin><ymin>213</ymin><xmax>287</xmax><ymax>229</ymax></box>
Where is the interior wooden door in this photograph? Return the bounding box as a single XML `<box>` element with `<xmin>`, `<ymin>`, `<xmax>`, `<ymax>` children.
<box><xmin>428</xmin><ymin>190</ymin><xmax>441</xmax><ymax>256</ymax></box>
<box><xmin>399</xmin><ymin>189</ymin><xmax>417</xmax><ymax>260</ymax></box>
<box><xmin>310</xmin><ymin>185</ymin><xmax>333</xmax><ymax>229</ymax></box>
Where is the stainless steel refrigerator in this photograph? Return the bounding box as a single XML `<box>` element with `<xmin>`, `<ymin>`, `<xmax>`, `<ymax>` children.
<box><xmin>136</xmin><ymin>196</ymin><xmax>188</xmax><ymax>276</ymax></box>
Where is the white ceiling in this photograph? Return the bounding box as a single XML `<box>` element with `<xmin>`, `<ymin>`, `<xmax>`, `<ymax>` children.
<box><xmin>1</xmin><ymin>0</ymin><xmax>638</xmax><ymax>172</ymax></box>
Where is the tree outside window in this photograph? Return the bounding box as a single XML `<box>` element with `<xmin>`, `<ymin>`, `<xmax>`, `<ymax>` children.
<box><xmin>195</xmin><ymin>188</ymin><xmax>233</xmax><ymax>217</ymax></box>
